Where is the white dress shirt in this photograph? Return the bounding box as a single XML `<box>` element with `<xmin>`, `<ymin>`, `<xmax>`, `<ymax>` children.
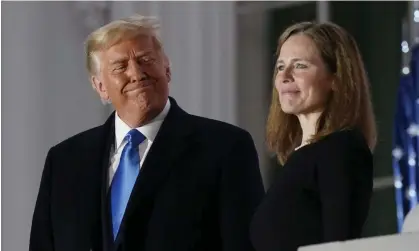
<box><xmin>108</xmin><ymin>99</ymin><xmax>171</xmax><ymax>186</ymax></box>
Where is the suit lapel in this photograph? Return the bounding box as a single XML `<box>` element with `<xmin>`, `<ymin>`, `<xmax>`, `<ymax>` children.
<box><xmin>114</xmin><ymin>98</ymin><xmax>195</xmax><ymax>248</ymax></box>
<box><xmin>98</xmin><ymin>114</ymin><xmax>117</xmax><ymax>251</ymax></box>
<box><xmin>72</xmin><ymin>113</ymin><xmax>115</xmax><ymax>251</ymax></box>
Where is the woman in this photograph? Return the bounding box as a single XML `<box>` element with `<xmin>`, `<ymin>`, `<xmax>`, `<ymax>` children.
<box><xmin>250</xmin><ymin>21</ymin><xmax>376</xmax><ymax>251</ymax></box>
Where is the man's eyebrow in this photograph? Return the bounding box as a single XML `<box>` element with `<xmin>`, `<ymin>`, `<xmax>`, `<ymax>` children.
<box><xmin>109</xmin><ymin>51</ymin><xmax>153</xmax><ymax>65</ymax></box>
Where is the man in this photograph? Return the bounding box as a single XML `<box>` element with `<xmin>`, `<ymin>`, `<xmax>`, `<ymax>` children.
<box><xmin>29</xmin><ymin>14</ymin><xmax>265</xmax><ymax>251</ymax></box>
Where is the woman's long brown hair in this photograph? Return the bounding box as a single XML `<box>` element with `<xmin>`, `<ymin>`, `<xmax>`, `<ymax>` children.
<box><xmin>266</xmin><ymin>21</ymin><xmax>377</xmax><ymax>165</ymax></box>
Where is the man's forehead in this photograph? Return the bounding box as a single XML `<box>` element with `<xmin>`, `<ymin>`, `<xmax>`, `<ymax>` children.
<box><xmin>103</xmin><ymin>36</ymin><xmax>154</xmax><ymax>55</ymax></box>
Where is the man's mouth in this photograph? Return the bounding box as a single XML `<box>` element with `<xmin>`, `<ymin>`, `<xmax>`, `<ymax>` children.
<box><xmin>125</xmin><ymin>81</ymin><xmax>153</xmax><ymax>93</ymax></box>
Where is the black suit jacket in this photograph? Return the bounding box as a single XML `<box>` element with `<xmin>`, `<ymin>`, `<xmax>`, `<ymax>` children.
<box><xmin>30</xmin><ymin>97</ymin><xmax>265</xmax><ymax>251</ymax></box>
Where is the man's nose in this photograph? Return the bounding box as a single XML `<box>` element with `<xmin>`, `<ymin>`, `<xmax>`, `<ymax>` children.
<box><xmin>127</xmin><ymin>62</ymin><xmax>147</xmax><ymax>82</ymax></box>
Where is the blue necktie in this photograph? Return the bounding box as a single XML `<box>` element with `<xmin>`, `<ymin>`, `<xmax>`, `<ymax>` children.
<box><xmin>111</xmin><ymin>129</ymin><xmax>146</xmax><ymax>240</ymax></box>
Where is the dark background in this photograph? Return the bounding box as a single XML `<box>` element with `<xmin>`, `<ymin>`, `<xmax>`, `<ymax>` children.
<box><xmin>266</xmin><ymin>1</ymin><xmax>408</xmax><ymax>236</ymax></box>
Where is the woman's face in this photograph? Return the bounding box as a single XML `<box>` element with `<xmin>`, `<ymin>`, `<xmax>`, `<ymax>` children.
<box><xmin>275</xmin><ymin>34</ymin><xmax>334</xmax><ymax>115</ymax></box>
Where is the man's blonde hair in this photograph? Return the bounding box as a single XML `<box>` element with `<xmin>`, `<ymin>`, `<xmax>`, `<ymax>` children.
<box><xmin>85</xmin><ymin>14</ymin><xmax>163</xmax><ymax>76</ymax></box>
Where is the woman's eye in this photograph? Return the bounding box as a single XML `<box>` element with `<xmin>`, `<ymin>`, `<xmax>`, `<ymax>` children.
<box><xmin>295</xmin><ymin>63</ymin><xmax>307</xmax><ymax>69</ymax></box>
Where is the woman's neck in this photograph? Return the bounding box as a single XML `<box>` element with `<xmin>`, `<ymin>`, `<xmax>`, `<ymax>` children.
<box><xmin>296</xmin><ymin>111</ymin><xmax>322</xmax><ymax>148</ymax></box>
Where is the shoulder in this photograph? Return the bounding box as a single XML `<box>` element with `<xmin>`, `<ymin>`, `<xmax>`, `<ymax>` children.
<box><xmin>184</xmin><ymin>114</ymin><xmax>258</xmax><ymax>159</ymax></box>
<box><xmin>188</xmin><ymin>114</ymin><xmax>254</xmax><ymax>144</ymax></box>
<box><xmin>170</xmin><ymin>98</ymin><xmax>254</xmax><ymax>144</ymax></box>
<box><xmin>317</xmin><ymin>128</ymin><xmax>371</xmax><ymax>155</ymax></box>
<box><xmin>48</xmin><ymin>124</ymin><xmax>106</xmax><ymax>157</ymax></box>
<box><xmin>315</xmin><ymin>128</ymin><xmax>373</xmax><ymax>174</ymax></box>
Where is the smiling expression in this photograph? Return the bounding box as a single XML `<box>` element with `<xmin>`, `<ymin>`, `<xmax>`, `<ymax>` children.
<box><xmin>92</xmin><ymin>34</ymin><xmax>171</xmax><ymax>124</ymax></box>
<box><xmin>275</xmin><ymin>34</ymin><xmax>334</xmax><ymax>115</ymax></box>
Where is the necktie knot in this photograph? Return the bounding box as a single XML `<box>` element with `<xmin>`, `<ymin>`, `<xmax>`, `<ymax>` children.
<box><xmin>125</xmin><ymin>129</ymin><xmax>146</xmax><ymax>146</ymax></box>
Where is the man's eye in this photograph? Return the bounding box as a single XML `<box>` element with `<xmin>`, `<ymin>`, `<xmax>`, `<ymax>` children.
<box><xmin>140</xmin><ymin>56</ymin><xmax>155</xmax><ymax>64</ymax></box>
<box><xmin>114</xmin><ymin>65</ymin><xmax>126</xmax><ymax>71</ymax></box>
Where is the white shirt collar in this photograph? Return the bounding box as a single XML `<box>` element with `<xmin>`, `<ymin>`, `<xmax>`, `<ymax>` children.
<box><xmin>114</xmin><ymin>99</ymin><xmax>171</xmax><ymax>149</ymax></box>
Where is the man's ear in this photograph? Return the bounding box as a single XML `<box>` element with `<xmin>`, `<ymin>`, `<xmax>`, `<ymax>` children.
<box><xmin>91</xmin><ymin>75</ymin><xmax>109</xmax><ymax>101</ymax></box>
<box><xmin>166</xmin><ymin>65</ymin><xmax>172</xmax><ymax>83</ymax></box>
<box><xmin>162</xmin><ymin>53</ymin><xmax>172</xmax><ymax>83</ymax></box>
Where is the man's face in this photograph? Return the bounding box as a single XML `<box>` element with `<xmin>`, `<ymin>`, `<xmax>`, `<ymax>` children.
<box><xmin>92</xmin><ymin>34</ymin><xmax>171</xmax><ymax>124</ymax></box>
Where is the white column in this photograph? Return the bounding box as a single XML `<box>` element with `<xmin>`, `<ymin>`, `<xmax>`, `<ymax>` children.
<box><xmin>316</xmin><ymin>1</ymin><xmax>330</xmax><ymax>22</ymax></box>
<box><xmin>3</xmin><ymin>2</ymin><xmax>108</xmax><ymax>251</ymax></box>
<box><xmin>236</xmin><ymin>9</ymin><xmax>272</xmax><ymax>188</ymax></box>
<box><xmin>110</xmin><ymin>2</ymin><xmax>238</xmax><ymax>125</ymax></box>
